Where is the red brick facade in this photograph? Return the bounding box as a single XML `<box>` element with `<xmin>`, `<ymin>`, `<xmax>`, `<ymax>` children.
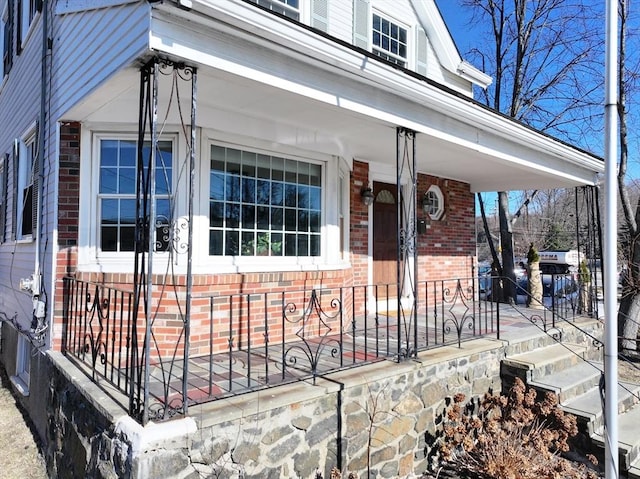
<box><xmin>416</xmin><ymin>173</ymin><xmax>476</xmax><ymax>280</ymax></box>
<box><xmin>51</xmin><ymin>129</ymin><xmax>476</xmax><ymax>356</ymax></box>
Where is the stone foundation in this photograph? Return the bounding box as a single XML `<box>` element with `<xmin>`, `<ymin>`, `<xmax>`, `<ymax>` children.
<box><xmin>0</xmin><ymin>320</ymin><xmax>603</xmax><ymax>479</ymax></box>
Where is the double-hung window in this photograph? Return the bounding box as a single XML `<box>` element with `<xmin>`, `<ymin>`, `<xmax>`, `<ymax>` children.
<box><xmin>11</xmin><ymin>334</ymin><xmax>31</xmax><ymax>396</ymax></box>
<box><xmin>98</xmin><ymin>138</ymin><xmax>173</xmax><ymax>253</ymax></box>
<box><xmin>18</xmin><ymin>0</ymin><xmax>38</xmax><ymax>47</ymax></box>
<box><xmin>1</xmin><ymin>1</ymin><xmax>9</xmax><ymax>78</ymax></box>
<box><xmin>249</xmin><ymin>0</ymin><xmax>299</xmax><ymax>21</ymax></box>
<box><xmin>17</xmin><ymin>127</ymin><xmax>36</xmax><ymax>239</ymax></box>
<box><xmin>0</xmin><ymin>153</ymin><xmax>6</xmax><ymax>242</ymax></box>
<box><xmin>372</xmin><ymin>13</ymin><xmax>407</xmax><ymax>67</ymax></box>
<box><xmin>209</xmin><ymin>144</ymin><xmax>321</xmax><ymax>257</ymax></box>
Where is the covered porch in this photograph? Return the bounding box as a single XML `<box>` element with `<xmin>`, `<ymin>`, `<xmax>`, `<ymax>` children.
<box><xmin>55</xmin><ymin>3</ymin><xmax>605</xmax><ymax>426</ymax></box>
<box><xmin>60</xmin><ymin>271</ymin><xmax>598</xmax><ymax>423</ymax></box>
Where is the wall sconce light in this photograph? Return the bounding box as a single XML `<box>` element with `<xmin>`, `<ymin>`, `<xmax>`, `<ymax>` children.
<box><xmin>361</xmin><ymin>187</ymin><xmax>374</xmax><ymax>206</ymax></box>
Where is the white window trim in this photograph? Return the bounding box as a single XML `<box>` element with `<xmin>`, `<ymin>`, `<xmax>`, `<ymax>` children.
<box><xmin>371</xmin><ymin>9</ymin><xmax>411</xmax><ymax>69</ymax></box>
<box><xmin>0</xmin><ymin>1</ymin><xmax>7</xmax><ymax>81</ymax></box>
<box><xmin>423</xmin><ymin>184</ymin><xmax>445</xmax><ymax>221</ymax></box>
<box><xmin>250</xmin><ymin>0</ymin><xmax>301</xmax><ymax>21</ymax></box>
<box><xmin>199</xmin><ymin>132</ymin><xmax>346</xmax><ymax>275</ymax></box>
<box><xmin>10</xmin><ymin>334</ymin><xmax>31</xmax><ymax>396</ymax></box>
<box><xmin>78</xmin><ymin>127</ymin><xmax>351</xmax><ymax>275</ymax></box>
<box><xmin>19</xmin><ymin>0</ymin><xmax>39</xmax><ymax>48</ymax></box>
<box><xmin>17</xmin><ymin>122</ymin><xmax>37</xmax><ymax>241</ymax></box>
<box><xmin>77</xmin><ymin>127</ymin><xmax>183</xmax><ymax>272</ymax></box>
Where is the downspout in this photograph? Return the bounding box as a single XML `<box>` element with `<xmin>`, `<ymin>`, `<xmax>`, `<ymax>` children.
<box><xmin>33</xmin><ymin>0</ymin><xmax>50</xmax><ymax>339</ymax></box>
<box><xmin>603</xmin><ymin>0</ymin><xmax>619</xmax><ymax>477</ymax></box>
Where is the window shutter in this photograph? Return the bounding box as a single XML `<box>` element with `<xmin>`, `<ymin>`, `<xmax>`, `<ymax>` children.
<box><xmin>11</xmin><ymin>139</ymin><xmax>18</xmax><ymax>241</ymax></box>
<box><xmin>31</xmin><ymin>121</ymin><xmax>39</xmax><ymax>238</ymax></box>
<box><xmin>3</xmin><ymin>0</ymin><xmax>14</xmax><ymax>73</ymax></box>
<box><xmin>415</xmin><ymin>26</ymin><xmax>428</xmax><ymax>76</ymax></box>
<box><xmin>0</xmin><ymin>153</ymin><xmax>7</xmax><ymax>243</ymax></box>
<box><xmin>352</xmin><ymin>0</ymin><xmax>369</xmax><ymax>50</ymax></box>
<box><xmin>310</xmin><ymin>0</ymin><xmax>328</xmax><ymax>33</ymax></box>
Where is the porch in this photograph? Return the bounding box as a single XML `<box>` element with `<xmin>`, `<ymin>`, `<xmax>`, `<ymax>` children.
<box><xmin>60</xmin><ymin>275</ymin><xmax>594</xmax><ymax>424</ymax></box>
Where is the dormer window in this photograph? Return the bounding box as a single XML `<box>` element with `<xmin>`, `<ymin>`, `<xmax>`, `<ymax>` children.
<box><xmin>250</xmin><ymin>0</ymin><xmax>300</xmax><ymax>21</ymax></box>
<box><xmin>372</xmin><ymin>13</ymin><xmax>407</xmax><ymax>67</ymax></box>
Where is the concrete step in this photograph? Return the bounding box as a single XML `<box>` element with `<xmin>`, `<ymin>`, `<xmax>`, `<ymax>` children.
<box><xmin>529</xmin><ymin>360</ymin><xmax>603</xmax><ymax>404</ymax></box>
<box><xmin>502</xmin><ymin>342</ymin><xmax>589</xmax><ymax>385</ymax></box>
<box><xmin>562</xmin><ymin>381</ymin><xmax>640</xmax><ymax>437</ymax></box>
<box><xmin>591</xmin><ymin>401</ymin><xmax>640</xmax><ymax>471</ymax></box>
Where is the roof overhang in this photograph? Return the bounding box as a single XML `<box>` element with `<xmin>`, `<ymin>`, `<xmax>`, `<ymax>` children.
<box><xmin>62</xmin><ymin>0</ymin><xmax>603</xmax><ymax>192</ymax></box>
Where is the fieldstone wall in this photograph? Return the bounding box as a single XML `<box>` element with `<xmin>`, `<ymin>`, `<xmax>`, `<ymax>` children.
<box><xmin>180</xmin><ymin>338</ymin><xmax>505</xmax><ymax>479</ymax></box>
<box><xmin>4</xmin><ymin>319</ymin><xmax>603</xmax><ymax>479</ymax></box>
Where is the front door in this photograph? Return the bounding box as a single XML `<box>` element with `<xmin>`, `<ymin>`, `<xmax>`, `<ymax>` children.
<box><xmin>373</xmin><ymin>182</ymin><xmax>398</xmax><ymax>296</ymax></box>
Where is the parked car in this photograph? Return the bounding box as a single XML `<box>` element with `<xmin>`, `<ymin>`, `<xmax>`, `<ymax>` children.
<box><xmin>481</xmin><ymin>270</ymin><xmax>578</xmax><ymax>310</ymax></box>
<box><xmin>479</xmin><ymin>266</ymin><xmax>527</xmax><ymax>302</ymax></box>
<box><xmin>541</xmin><ymin>274</ymin><xmax>579</xmax><ymax>309</ymax></box>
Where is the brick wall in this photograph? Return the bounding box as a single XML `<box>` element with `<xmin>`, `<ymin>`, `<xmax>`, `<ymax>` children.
<box><xmin>350</xmin><ymin>160</ymin><xmax>370</xmax><ymax>285</ymax></box>
<box><xmin>58</xmin><ymin>122</ymin><xmax>80</xmax><ymax>248</ymax></box>
<box><xmin>416</xmin><ymin>173</ymin><xmax>476</xmax><ymax>281</ymax></box>
<box><xmin>51</xmin><ymin>152</ymin><xmax>476</xmax><ymax>355</ymax></box>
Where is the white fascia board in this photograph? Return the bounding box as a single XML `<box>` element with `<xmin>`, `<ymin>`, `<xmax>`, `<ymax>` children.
<box><xmin>55</xmin><ymin>0</ymin><xmax>141</xmax><ymax>15</ymax></box>
<box><xmin>457</xmin><ymin>60</ymin><xmax>492</xmax><ymax>89</ymax></box>
<box><xmin>408</xmin><ymin>0</ymin><xmax>459</xmax><ymax>72</ymax></box>
<box><xmin>409</xmin><ymin>0</ymin><xmax>491</xmax><ymax>89</ymax></box>
<box><xmin>152</xmin><ymin>1</ymin><xmax>602</xmax><ymax>177</ymax></box>
<box><xmin>339</xmin><ymin>97</ymin><xmax>599</xmax><ymax>186</ymax></box>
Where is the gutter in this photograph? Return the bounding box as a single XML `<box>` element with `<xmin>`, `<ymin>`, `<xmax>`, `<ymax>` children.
<box><xmin>154</xmin><ymin>1</ymin><xmax>602</xmax><ymax>176</ymax></box>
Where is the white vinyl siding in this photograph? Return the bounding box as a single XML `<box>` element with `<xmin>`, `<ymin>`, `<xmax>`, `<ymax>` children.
<box><xmin>0</xmin><ymin>13</ymin><xmax>39</xmax><ymax>324</ymax></box>
<box><xmin>52</xmin><ymin>1</ymin><xmax>149</xmax><ymax>118</ymax></box>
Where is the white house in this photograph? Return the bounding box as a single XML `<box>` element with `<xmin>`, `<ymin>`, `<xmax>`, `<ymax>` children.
<box><xmin>0</xmin><ymin>0</ymin><xmax>604</xmax><ymax>477</ymax></box>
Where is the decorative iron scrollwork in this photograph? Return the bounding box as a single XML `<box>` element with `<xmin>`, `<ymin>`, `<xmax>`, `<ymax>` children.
<box><xmin>442</xmin><ymin>280</ymin><xmax>475</xmax><ymax>347</ymax></box>
<box><xmin>282</xmin><ymin>290</ymin><xmax>342</xmax><ymax>383</ymax></box>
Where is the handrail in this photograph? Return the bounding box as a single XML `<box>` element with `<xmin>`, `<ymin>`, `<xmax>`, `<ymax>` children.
<box><xmin>497</xmin><ymin>276</ymin><xmax>640</xmax><ymax>402</ymax></box>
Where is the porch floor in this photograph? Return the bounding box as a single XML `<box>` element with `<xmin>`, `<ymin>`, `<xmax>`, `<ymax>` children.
<box><xmin>144</xmin><ymin>303</ymin><xmax>592</xmax><ymax>414</ymax></box>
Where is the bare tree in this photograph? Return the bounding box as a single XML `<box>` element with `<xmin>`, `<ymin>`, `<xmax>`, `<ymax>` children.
<box><xmin>617</xmin><ymin>0</ymin><xmax>640</xmax><ymax>356</ymax></box>
<box><xmin>463</xmin><ymin>0</ymin><xmax>602</xmax><ymax>302</ymax></box>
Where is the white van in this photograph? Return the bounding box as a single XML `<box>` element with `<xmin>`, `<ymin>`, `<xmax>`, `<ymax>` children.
<box><xmin>538</xmin><ymin>250</ymin><xmax>582</xmax><ymax>274</ymax></box>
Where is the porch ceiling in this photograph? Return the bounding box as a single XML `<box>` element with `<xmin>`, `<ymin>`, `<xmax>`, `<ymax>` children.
<box><xmin>63</xmin><ymin>1</ymin><xmax>604</xmax><ymax>193</ymax></box>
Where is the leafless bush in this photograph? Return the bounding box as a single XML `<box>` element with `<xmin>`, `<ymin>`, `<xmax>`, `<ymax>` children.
<box><xmin>436</xmin><ymin>378</ymin><xmax>600</xmax><ymax>479</ymax></box>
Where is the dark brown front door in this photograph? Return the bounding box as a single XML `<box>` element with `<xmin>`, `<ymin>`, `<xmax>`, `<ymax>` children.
<box><xmin>373</xmin><ymin>182</ymin><xmax>398</xmax><ymax>294</ymax></box>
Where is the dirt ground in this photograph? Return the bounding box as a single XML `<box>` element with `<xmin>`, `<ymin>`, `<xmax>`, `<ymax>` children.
<box><xmin>0</xmin><ymin>364</ymin><xmax>48</xmax><ymax>479</ymax></box>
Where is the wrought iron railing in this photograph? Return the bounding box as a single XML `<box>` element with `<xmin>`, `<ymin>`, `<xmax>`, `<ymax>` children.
<box><xmin>61</xmin><ymin>273</ymin><xmax>608</xmax><ymax>424</ymax></box>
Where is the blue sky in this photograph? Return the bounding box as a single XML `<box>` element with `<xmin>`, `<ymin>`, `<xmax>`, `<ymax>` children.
<box><xmin>434</xmin><ymin>1</ymin><xmax>512</xmax><ymax>213</ymax></box>
<box><xmin>433</xmin><ymin>1</ymin><xmax>619</xmax><ymax>213</ymax></box>
<box><xmin>435</xmin><ymin>1</ymin><xmax>477</xmax><ymax>56</ymax></box>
